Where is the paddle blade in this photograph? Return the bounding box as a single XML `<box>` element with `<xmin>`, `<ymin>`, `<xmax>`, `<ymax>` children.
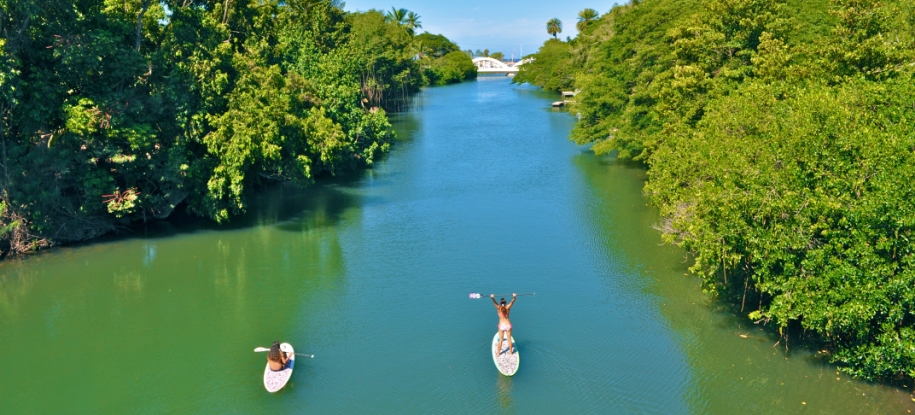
<box><xmin>254</xmin><ymin>347</ymin><xmax>270</xmax><ymax>353</ymax></box>
<box><xmin>469</xmin><ymin>293</ymin><xmax>482</xmax><ymax>299</ymax></box>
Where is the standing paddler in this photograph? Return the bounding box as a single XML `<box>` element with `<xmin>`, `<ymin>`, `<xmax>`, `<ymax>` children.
<box><xmin>491</xmin><ymin>293</ymin><xmax>517</xmax><ymax>355</ymax></box>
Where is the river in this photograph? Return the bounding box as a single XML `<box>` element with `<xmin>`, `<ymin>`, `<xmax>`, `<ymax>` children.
<box><xmin>0</xmin><ymin>77</ymin><xmax>912</xmax><ymax>414</ymax></box>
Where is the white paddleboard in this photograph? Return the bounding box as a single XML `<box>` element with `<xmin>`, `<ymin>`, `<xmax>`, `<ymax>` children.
<box><xmin>263</xmin><ymin>342</ymin><xmax>295</xmax><ymax>392</ymax></box>
<box><xmin>492</xmin><ymin>333</ymin><xmax>519</xmax><ymax>376</ymax></box>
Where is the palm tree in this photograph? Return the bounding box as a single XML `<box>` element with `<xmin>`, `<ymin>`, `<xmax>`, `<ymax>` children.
<box><xmin>405</xmin><ymin>11</ymin><xmax>422</xmax><ymax>35</ymax></box>
<box><xmin>546</xmin><ymin>18</ymin><xmax>562</xmax><ymax>39</ymax></box>
<box><xmin>384</xmin><ymin>7</ymin><xmax>408</xmax><ymax>26</ymax></box>
<box><xmin>576</xmin><ymin>8</ymin><xmax>599</xmax><ymax>32</ymax></box>
<box><xmin>412</xmin><ymin>41</ymin><xmax>431</xmax><ymax>59</ymax></box>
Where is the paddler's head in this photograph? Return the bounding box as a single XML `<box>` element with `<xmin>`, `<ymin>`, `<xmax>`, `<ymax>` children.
<box><xmin>268</xmin><ymin>341</ymin><xmax>282</xmax><ymax>362</ymax></box>
<box><xmin>500</xmin><ymin>298</ymin><xmax>506</xmax><ymax>306</ymax></box>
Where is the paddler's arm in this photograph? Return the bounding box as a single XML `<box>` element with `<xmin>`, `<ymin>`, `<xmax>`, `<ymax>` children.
<box><xmin>506</xmin><ymin>293</ymin><xmax>517</xmax><ymax>310</ymax></box>
<box><xmin>490</xmin><ymin>294</ymin><xmax>499</xmax><ymax>308</ymax></box>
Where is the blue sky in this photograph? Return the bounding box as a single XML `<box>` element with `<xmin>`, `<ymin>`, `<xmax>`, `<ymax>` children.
<box><xmin>342</xmin><ymin>0</ymin><xmax>622</xmax><ymax>58</ymax></box>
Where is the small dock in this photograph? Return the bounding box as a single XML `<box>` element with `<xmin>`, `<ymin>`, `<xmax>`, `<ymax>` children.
<box><xmin>553</xmin><ymin>90</ymin><xmax>579</xmax><ymax>108</ymax></box>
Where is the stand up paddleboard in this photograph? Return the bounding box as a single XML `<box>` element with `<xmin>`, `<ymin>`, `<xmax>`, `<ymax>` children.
<box><xmin>492</xmin><ymin>333</ymin><xmax>519</xmax><ymax>376</ymax></box>
<box><xmin>264</xmin><ymin>342</ymin><xmax>295</xmax><ymax>392</ymax></box>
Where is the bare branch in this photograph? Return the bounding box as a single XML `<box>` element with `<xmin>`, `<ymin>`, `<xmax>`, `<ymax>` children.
<box><xmin>135</xmin><ymin>0</ymin><xmax>151</xmax><ymax>51</ymax></box>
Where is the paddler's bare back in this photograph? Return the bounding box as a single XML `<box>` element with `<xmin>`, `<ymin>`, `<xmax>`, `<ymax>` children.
<box><xmin>498</xmin><ymin>307</ymin><xmax>511</xmax><ymax>323</ymax></box>
<box><xmin>490</xmin><ymin>294</ymin><xmax>518</xmax><ymax>355</ymax></box>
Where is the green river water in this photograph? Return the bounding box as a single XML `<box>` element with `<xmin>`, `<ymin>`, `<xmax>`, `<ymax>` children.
<box><xmin>1</xmin><ymin>77</ymin><xmax>913</xmax><ymax>414</ymax></box>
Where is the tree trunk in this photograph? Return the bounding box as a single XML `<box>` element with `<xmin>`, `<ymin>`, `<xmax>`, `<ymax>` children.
<box><xmin>135</xmin><ymin>0</ymin><xmax>151</xmax><ymax>51</ymax></box>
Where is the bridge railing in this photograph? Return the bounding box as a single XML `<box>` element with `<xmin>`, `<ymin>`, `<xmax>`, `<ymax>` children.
<box><xmin>471</xmin><ymin>57</ymin><xmax>532</xmax><ymax>73</ymax></box>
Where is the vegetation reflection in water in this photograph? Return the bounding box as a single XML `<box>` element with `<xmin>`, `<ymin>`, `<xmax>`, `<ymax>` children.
<box><xmin>573</xmin><ymin>153</ymin><xmax>915</xmax><ymax>413</ymax></box>
<box><xmin>0</xmin><ymin>78</ymin><xmax>913</xmax><ymax>414</ymax></box>
<box><xmin>0</xmin><ymin>181</ymin><xmax>358</xmax><ymax>412</ymax></box>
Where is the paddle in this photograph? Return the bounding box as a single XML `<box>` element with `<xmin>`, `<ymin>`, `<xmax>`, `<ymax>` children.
<box><xmin>253</xmin><ymin>347</ymin><xmax>314</xmax><ymax>358</ymax></box>
<box><xmin>469</xmin><ymin>292</ymin><xmax>535</xmax><ymax>299</ymax></box>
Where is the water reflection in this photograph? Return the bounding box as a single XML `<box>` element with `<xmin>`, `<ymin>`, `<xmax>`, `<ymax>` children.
<box><xmin>388</xmin><ymin>108</ymin><xmax>422</xmax><ymax>144</ymax></box>
<box><xmin>274</xmin><ymin>183</ymin><xmax>361</xmax><ymax>234</ymax></box>
<box><xmin>0</xmin><ymin>264</ymin><xmax>33</xmax><ymax>324</ymax></box>
<box><xmin>142</xmin><ymin>242</ymin><xmax>157</xmax><ymax>267</ymax></box>
<box><xmin>573</xmin><ymin>152</ymin><xmax>915</xmax><ymax>413</ymax></box>
<box><xmin>0</xmin><ymin>157</ymin><xmax>370</xmax><ymax>410</ymax></box>
<box><xmin>113</xmin><ymin>270</ymin><xmax>144</xmax><ymax>298</ymax></box>
<box><xmin>496</xmin><ymin>375</ymin><xmax>515</xmax><ymax>412</ymax></box>
<box><xmin>213</xmin><ymin>239</ymin><xmax>246</xmax><ymax>299</ymax></box>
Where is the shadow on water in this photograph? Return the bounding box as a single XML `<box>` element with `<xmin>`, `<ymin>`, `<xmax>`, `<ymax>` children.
<box><xmin>387</xmin><ymin>110</ymin><xmax>422</xmax><ymax>144</ymax></box>
<box><xmin>513</xmin><ymin>86</ymin><xmax>560</xmax><ymax>102</ymax></box>
<box><xmin>161</xmin><ymin>174</ymin><xmax>366</xmax><ymax>236</ymax></box>
<box><xmin>0</xmin><ymin>264</ymin><xmax>35</xmax><ymax>322</ymax></box>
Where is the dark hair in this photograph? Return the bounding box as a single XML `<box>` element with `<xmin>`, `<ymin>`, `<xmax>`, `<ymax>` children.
<box><xmin>268</xmin><ymin>341</ymin><xmax>282</xmax><ymax>363</ymax></box>
<box><xmin>500</xmin><ymin>298</ymin><xmax>506</xmax><ymax>306</ymax></box>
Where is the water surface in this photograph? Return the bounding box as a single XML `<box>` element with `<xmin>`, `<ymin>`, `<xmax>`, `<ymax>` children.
<box><xmin>1</xmin><ymin>77</ymin><xmax>912</xmax><ymax>414</ymax></box>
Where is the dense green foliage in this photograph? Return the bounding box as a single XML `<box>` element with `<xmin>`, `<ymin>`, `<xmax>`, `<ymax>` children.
<box><xmin>413</xmin><ymin>33</ymin><xmax>459</xmax><ymax>58</ymax></box>
<box><xmin>412</xmin><ymin>33</ymin><xmax>476</xmax><ymax>85</ymax></box>
<box><xmin>424</xmin><ymin>51</ymin><xmax>477</xmax><ymax>85</ymax></box>
<box><xmin>518</xmin><ymin>0</ymin><xmax>915</xmax><ymax>380</ymax></box>
<box><xmin>511</xmin><ymin>39</ymin><xmax>573</xmax><ymax>91</ymax></box>
<box><xmin>0</xmin><ymin>0</ymin><xmax>469</xmax><ymax>254</ymax></box>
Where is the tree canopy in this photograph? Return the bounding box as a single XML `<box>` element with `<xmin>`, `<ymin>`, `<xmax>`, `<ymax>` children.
<box><xmin>413</xmin><ymin>33</ymin><xmax>460</xmax><ymax>58</ymax></box>
<box><xmin>512</xmin><ymin>39</ymin><xmax>573</xmax><ymax>91</ymax></box>
<box><xmin>423</xmin><ymin>51</ymin><xmax>477</xmax><ymax>85</ymax></box>
<box><xmin>0</xmin><ymin>0</ymin><xmax>471</xmax><ymax>254</ymax></box>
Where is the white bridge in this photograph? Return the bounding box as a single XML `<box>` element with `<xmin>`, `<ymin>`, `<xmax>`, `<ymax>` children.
<box><xmin>472</xmin><ymin>57</ymin><xmax>533</xmax><ymax>74</ymax></box>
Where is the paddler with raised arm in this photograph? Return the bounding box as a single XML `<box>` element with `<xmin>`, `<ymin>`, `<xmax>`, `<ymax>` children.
<box><xmin>491</xmin><ymin>293</ymin><xmax>516</xmax><ymax>355</ymax></box>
